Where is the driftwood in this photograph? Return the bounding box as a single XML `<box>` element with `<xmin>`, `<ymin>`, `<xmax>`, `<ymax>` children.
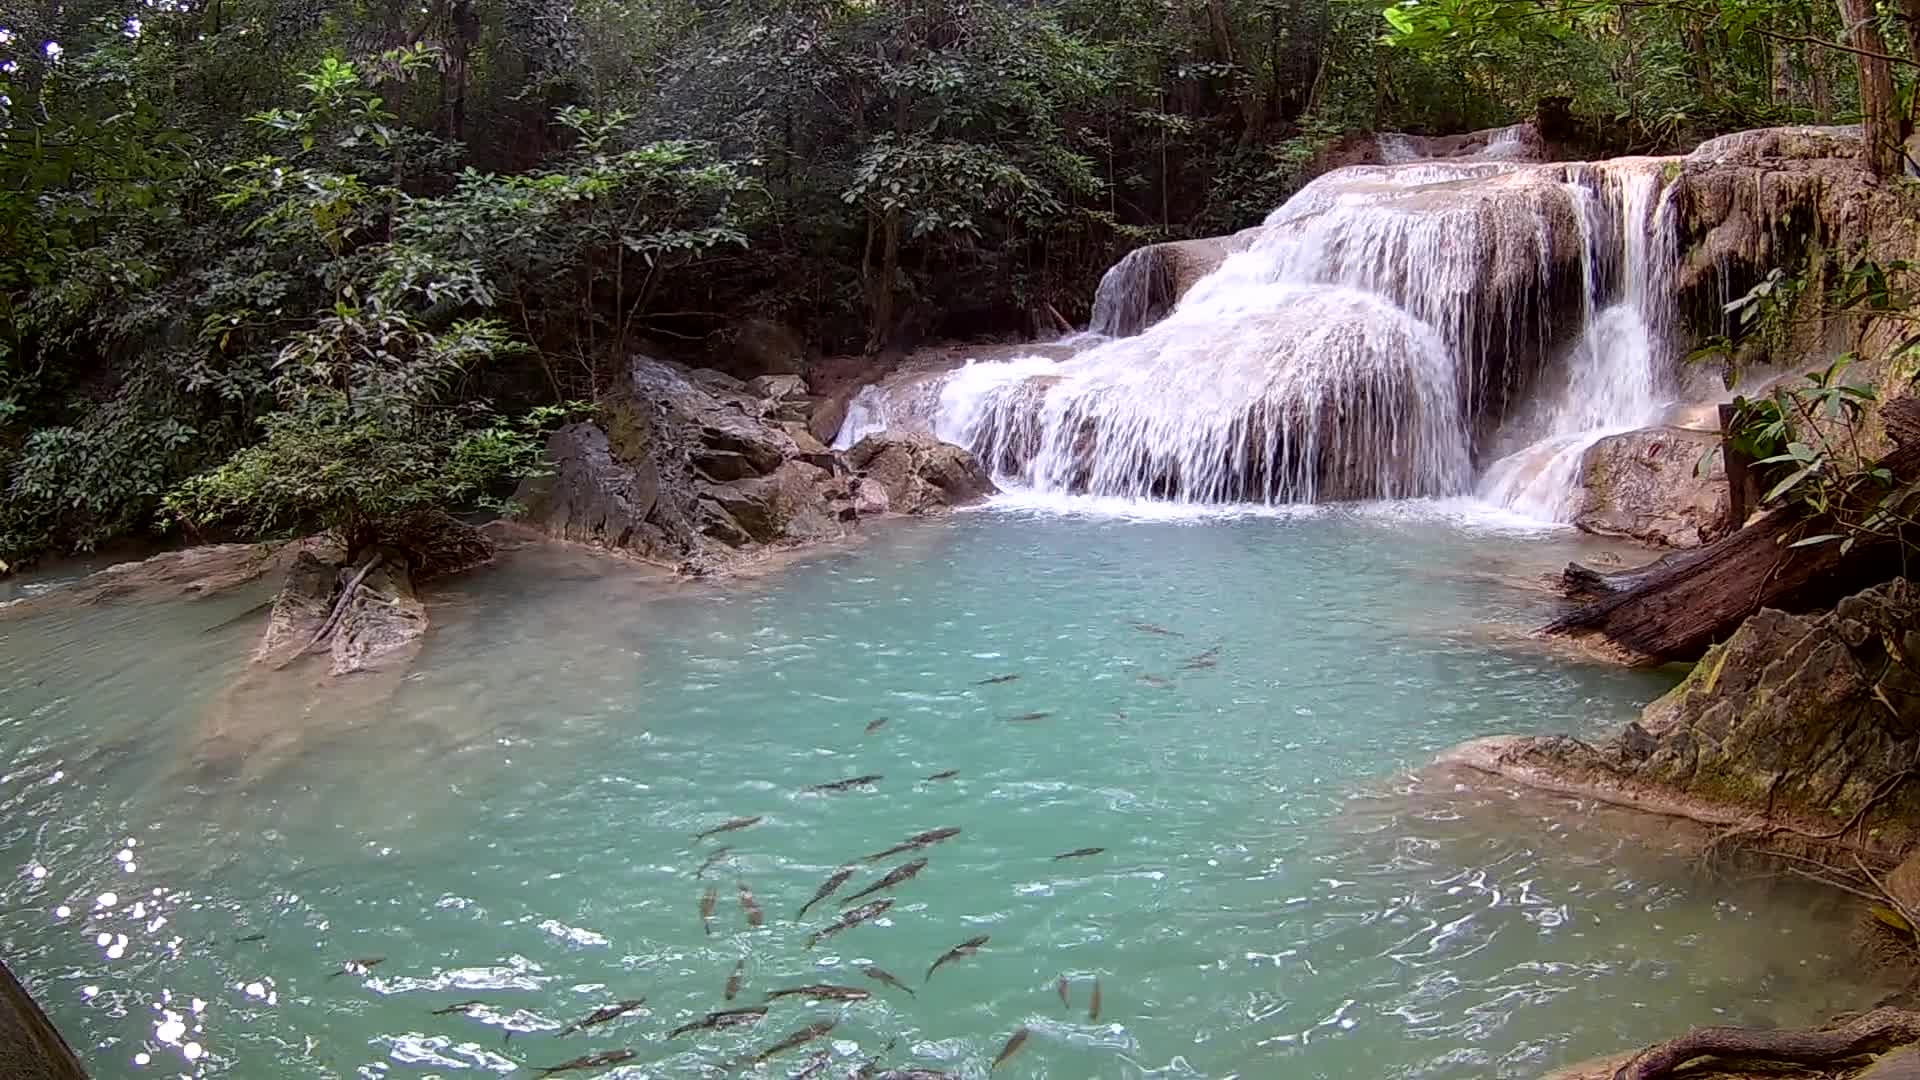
<box><xmin>1612</xmin><ymin>1008</ymin><xmax>1920</xmax><ymax>1079</ymax></box>
<box><xmin>292</xmin><ymin>552</ymin><xmax>382</xmax><ymax>661</ymax></box>
<box><xmin>1561</xmin><ymin>549</ymin><xmax>1707</xmax><ymax>600</ymax></box>
<box><xmin>1543</xmin><ymin>396</ymin><xmax>1920</xmax><ymax>665</ymax></box>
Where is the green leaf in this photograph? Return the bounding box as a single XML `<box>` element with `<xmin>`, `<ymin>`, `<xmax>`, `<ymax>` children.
<box><xmin>1789</xmin><ymin>533</ymin><xmax>1843</xmax><ymax>548</ymax></box>
<box><xmin>1765</xmin><ymin>465</ymin><xmax>1815</xmax><ymax>504</ymax></box>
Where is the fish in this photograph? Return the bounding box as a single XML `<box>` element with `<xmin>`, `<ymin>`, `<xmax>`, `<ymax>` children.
<box><xmin>865</xmin><ymin>827</ymin><xmax>960</xmax><ymax>863</ymax></box>
<box><xmin>431</xmin><ymin>999</ymin><xmax>486</xmax><ymax>1016</ymax></box>
<box><xmin>738</xmin><ymin>881</ymin><xmax>765</xmax><ymax>927</ymax></box>
<box><xmin>1057</xmin><ymin>976</ymin><xmax>1071</xmax><ymax>1007</ymax></box>
<box><xmin>975</xmin><ymin>674</ymin><xmax>1020</xmax><ymax>685</ymax></box>
<box><xmin>234</xmin><ymin>933</ymin><xmax>267</xmax><ymax>944</ymax></box>
<box><xmin>805</xmin><ymin>899</ymin><xmax>893</xmax><ymax>948</ymax></box>
<box><xmin>763</xmin><ymin>984</ymin><xmax>872</xmax><ymax>1002</ymax></box>
<box><xmin>866</xmin><ymin>717</ymin><xmax>889</xmax><ymax>734</ymax></box>
<box><xmin>1005</xmin><ymin>711</ymin><xmax>1051</xmax><ymax>723</ymax></box>
<box><xmin>924</xmin><ymin>770</ymin><xmax>959</xmax><ymax>782</ymax></box>
<box><xmin>796</xmin><ymin>866</ymin><xmax>856</xmax><ymax>919</ymax></box>
<box><xmin>850</xmin><ymin>1038</ymin><xmax>900</xmax><ymax>1079</ymax></box>
<box><xmin>842</xmin><ymin>858</ymin><xmax>928</xmax><ymax>904</ymax></box>
<box><xmin>1089</xmin><ymin>977</ymin><xmax>1102</xmax><ymax>1022</ymax></box>
<box><xmin>991</xmin><ymin>1027</ymin><xmax>1031</xmax><ymax>1071</ymax></box>
<box><xmin>925</xmin><ymin>935</ymin><xmax>988</xmax><ymax>982</ymax></box>
<box><xmin>725</xmin><ymin>960</ymin><xmax>744</xmax><ymax>1001</ymax></box>
<box><xmin>862</xmin><ymin>966</ymin><xmax>915</xmax><ymax>997</ymax></box>
<box><xmin>751</xmin><ymin>1020</ymin><xmax>836</xmax><ymax>1065</ymax></box>
<box><xmin>792</xmin><ymin>1050</ymin><xmax>834</xmax><ymax>1079</ymax></box>
<box><xmin>1130</xmin><ymin>621</ymin><xmax>1182</xmax><ymax>637</ymax></box>
<box><xmin>667</xmin><ymin>1005</ymin><xmax>768</xmax><ymax>1038</ymax></box>
<box><xmin>1185</xmin><ymin>645</ymin><xmax>1221</xmax><ymax>664</ymax></box>
<box><xmin>874</xmin><ymin>1072</ymin><xmax>957</xmax><ymax>1079</ymax></box>
<box><xmin>328</xmin><ymin>956</ymin><xmax>384</xmax><ymax>979</ymax></box>
<box><xmin>808</xmin><ymin>774</ymin><xmax>883</xmax><ymax>793</ymax></box>
<box><xmin>701</xmin><ymin>886</ymin><xmax>719</xmax><ymax>935</ymax></box>
<box><xmin>555</xmin><ymin>998</ymin><xmax>645</xmax><ymax>1037</ymax></box>
<box><xmin>1137</xmin><ymin>674</ymin><xmax>1172</xmax><ymax>688</ymax></box>
<box><xmin>537</xmin><ymin>1049</ymin><xmax>635</xmax><ymax>1075</ymax></box>
<box><xmin>693</xmin><ymin>816</ymin><xmax>764</xmax><ymax>841</ymax></box>
<box><xmin>694</xmin><ymin>846</ymin><xmax>733</xmax><ymax>878</ymax></box>
<box><xmin>1180</xmin><ymin>656</ymin><xmax>1218</xmax><ymax>671</ymax></box>
<box><xmin>1053</xmin><ymin>847</ymin><xmax>1106</xmax><ymax>860</ymax></box>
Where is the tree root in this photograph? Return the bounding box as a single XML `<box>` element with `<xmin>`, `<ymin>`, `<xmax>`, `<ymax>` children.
<box><xmin>283</xmin><ymin>552</ymin><xmax>382</xmax><ymax>666</ymax></box>
<box><xmin>1612</xmin><ymin>1008</ymin><xmax>1920</xmax><ymax>1079</ymax></box>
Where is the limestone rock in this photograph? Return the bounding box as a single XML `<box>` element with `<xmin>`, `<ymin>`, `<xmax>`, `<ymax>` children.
<box><xmin>721</xmin><ymin>316</ymin><xmax>806</xmax><ymax>378</ymax></box>
<box><xmin>252</xmin><ymin>551</ymin><xmax>337</xmax><ymax>666</ymax></box>
<box><xmin>1483</xmin><ymin>579</ymin><xmax>1920</xmax><ymax>852</ymax></box>
<box><xmin>845</xmin><ymin>431</ymin><xmax>997</xmax><ymax>514</ymax></box>
<box><xmin>1573</xmin><ymin>426</ymin><xmax>1730</xmax><ymax>548</ymax></box>
<box><xmin>329</xmin><ymin>558</ymin><xmax>427</xmax><ymax>675</ymax></box>
<box><xmin>1089</xmin><ymin>234</ymin><xmax>1255</xmax><ymax>337</ymax></box>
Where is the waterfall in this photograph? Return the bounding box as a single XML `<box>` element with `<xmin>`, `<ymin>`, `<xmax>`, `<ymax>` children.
<box><xmin>839</xmin><ymin>153</ymin><xmax>1688</xmax><ymax>513</ymax></box>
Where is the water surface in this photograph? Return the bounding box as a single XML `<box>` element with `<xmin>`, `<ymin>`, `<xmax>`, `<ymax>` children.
<box><xmin>0</xmin><ymin>506</ymin><xmax>1872</xmax><ymax>1078</ymax></box>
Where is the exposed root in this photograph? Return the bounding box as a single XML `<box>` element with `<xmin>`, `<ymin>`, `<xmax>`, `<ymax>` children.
<box><xmin>1612</xmin><ymin>1008</ymin><xmax>1920</xmax><ymax>1079</ymax></box>
<box><xmin>285</xmin><ymin>552</ymin><xmax>382</xmax><ymax>665</ymax></box>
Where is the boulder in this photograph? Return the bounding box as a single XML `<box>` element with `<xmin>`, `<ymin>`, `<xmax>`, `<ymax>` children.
<box><xmin>515</xmin><ymin>355</ymin><xmax>993</xmax><ymax>572</ymax></box>
<box><xmin>720</xmin><ymin>316</ymin><xmax>806</xmax><ymax>378</ymax></box>
<box><xmin>252</xmin><ymin>550</ymin><xmax>337</xmax><ymax>666</ymax></box>
<box><xmin>1088</xmin><ymin>235</ymin><xmax>1254</xmax><ymax>337</ymax></box>
<box><xmin>1463</xmin><ymin>579</ymin><xmax>1920</xmax><ymax>853</ymax></box>
<box><xmin>1573</xmin><ymin>426</ymin><xmax>1731</xmax><ymax>548</ymax></box>
<box><xmin>845</xmin><ymin>431</ymin><xmax>998</xmax><ymax>514</ymax></box>
<box><xmin>328</xmin><ymin>557</ymin><xmax>427</xmax><ymax>675</ymax></box>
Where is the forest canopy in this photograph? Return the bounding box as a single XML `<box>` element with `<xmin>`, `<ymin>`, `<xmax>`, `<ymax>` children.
<box><xmin>0</xmin><ymin>0</ymin><xmax>1896</xmax><ymax>565</ymax></box>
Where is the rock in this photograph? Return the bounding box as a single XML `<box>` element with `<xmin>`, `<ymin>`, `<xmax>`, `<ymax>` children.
<box><xmin>1573</xmin><ymin>426</ymin><xmax>1731</xmax><ymax>548</ymax></box>
<box><xmin>1887</xmin><ymin>853</ymin><xmax>1920</xmax><ymax>915</ymax></box>
<box><xmin>328</xmin><ymin>557</ymin><xmax>427</xmax><ymax>675</ymax></box>
<box><xmin>252</xmin><ymin>551</ymin><xmax>337</xmax><ymax>666</ymax></box>
<box><xmin>1089</xmin><ymin>235</ymin><xmax>1255</xmax><ymax>337</ymax></box>
<box><xmin>0</xmin><ymin>958</ymin><xmax>87</xmax><ymax>1080</ymax></box>
<box><xmin>721</xmin><ymin>316</ymin><xmax>806</xmax><ymax>378</ymax></box>
<box><xmin>1</xmin><ymin>542</ymin><xmax>304</xmax><ymax>619</ymax></box>
<box><xmin>1862</xmin><ymin>1047</ymin><xmax>1920</xmax><ymax>1080</ymax></box>
<box><xmin>515</xmin><ymin>355</ymin><xmax>992</xmax><ymax>572</ymax></box>
<box><xmin>1468</xmin><ymin>579</ymin><xmax>1920</xmax><ymax>853</ymax></box>
<box><xmin>845</xmin><ymin>431</ymin><xmax>998</xmax><ymax>514</ymax></box>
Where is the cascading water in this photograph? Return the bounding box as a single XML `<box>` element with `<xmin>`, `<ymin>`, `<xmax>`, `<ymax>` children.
<box><xmin>840</xmin><ymin>149</ymin><xmax>1690</xmax><ymax>515</ymax></box>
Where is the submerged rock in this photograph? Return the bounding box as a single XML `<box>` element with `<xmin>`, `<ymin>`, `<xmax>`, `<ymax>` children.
<box><xmin>328</xmin><ymin>558</ymin><xmax>426</xmax><ymax>675</ymax></box>
<box><xmin>1573</xmin><ymin>426</ymin><xmax>1730</xmax><ymax>548</ymax></box>
<box><xmin>514</xmin><ymin>355</ymin><xmax>992</xmax><ymax>572</ymax></box>
<box><xmin>1455</xmin><ymin>578</ymin><xmax>1920</xmax><ymax>853</ymax></box>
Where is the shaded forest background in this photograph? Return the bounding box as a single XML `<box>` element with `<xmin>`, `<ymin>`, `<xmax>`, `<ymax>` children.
<box><xmin>0</xmin><ymin>0</ymin><xmax>1889</xmax><ymax>563</ymax></box>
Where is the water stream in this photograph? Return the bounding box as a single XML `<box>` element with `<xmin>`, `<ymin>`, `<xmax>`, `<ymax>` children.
<box><xmin>0</xmin><ymin>510</ymin><xmax>1876</xmax><ymax>1078</ymax></box>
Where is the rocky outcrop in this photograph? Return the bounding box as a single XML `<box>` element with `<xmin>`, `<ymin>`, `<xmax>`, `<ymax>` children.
<box><xmin>1452</xmin><ymin>578</ymin><xmax>1920</xmax><ymax>853</ymax></box>
<box><xmin>1088</xmin><ymin>234</ymin><xmax>1256</xmax><ymax>337</ymax></box>
<box><xmin>0</xmin><ymin>960</ymin><xmax>86</xmax><ymax>1080</ymax></box>
<box><xmin>252</xmin><ymin>549</ymin><xmax>429</xmax><ymax>674</ymax></box>
<box><xmin>844</xmin><ymin>432</ymin><xmax>997</xmax><ymax>514</ymax></box>
<box><xmin>514</xmin><ymin>356</ymin><xmax>994</xmax><ymax>572</ymax></box>
<box><xmin>1573</xmin><ymin>426</ymin><xmax>1731</xmax><ymax>547</ymax></box>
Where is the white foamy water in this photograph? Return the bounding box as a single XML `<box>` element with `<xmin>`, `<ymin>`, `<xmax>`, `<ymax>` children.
<box><xmin>840</xmin><ymin>150</ymin><xmax>1699</xmax><ymax>520</ymax></box>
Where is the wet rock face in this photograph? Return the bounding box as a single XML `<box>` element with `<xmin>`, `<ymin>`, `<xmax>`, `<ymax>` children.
<box><xmin>1573</xmin><ymin>426</ymin><xmax>1730</xmax><ymax>548</ymax></box>
<box><xmin>514</xmin><ymin>356</ymin><xmax>993</xmax><ymax>572</ymax></box>
<box><xmin>845</xmin><ymin>432</ymin><xmax>998</xmax><ymax>515</ymax></box>
<box><xmin>1496</xmin><ymin>579</ymin><xmax>1920</xmax><ymax>850</ymax></box>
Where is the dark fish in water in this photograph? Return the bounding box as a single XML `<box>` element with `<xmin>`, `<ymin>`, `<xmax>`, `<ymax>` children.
<box><xmin>763</xmin><ymin>983</ymin><xmax>871</xmax><ymax>1002</ymax></box>
<box><xmin>866</xmin><ymin>827</ymin><xmax>961</xmax><ymax>863</ymax></box>
<box><xmin>234</xmin><ymin>933</ymin><xmax>267</xmax><ymax>944</ymax></box>
<box><xmin>701</xmin><ymin>886</ymin><xmax>719</xmax><ymax>935</ymax></box>
<box><xmin>555</xmin><ymin>998</ymin><xmax>645</xmax><ymax>1037</ymax></box>
<box><xmin>1006</xmin><ymin>711</ymin><xmax>1051</xmax><ymax>723</ymax></box>
<box><xmin>1057</xmin><ymin>976</ymin><xmax>1071</xmax><ymax>1007</ymax></box>
<box><xmin>925</xmin><ymin>935</ymin><xmax>988</xmax><ymax>981</ymax></box>
<box><xmin>924</xmin><ymin>770</ymin><xmax>959</xmax><ymax>782</ymax></box>
<box><xmin>328</xmin><ymin>956</ymin><xmax>385</xmax><ymax>978</ymax></box>
<box><xmin>874</xmin><ymin>1071</ymin><xmax>957</xmax><ymax>1079</ymax></box>
<box><xmin>808</xmin><ymin>774</ymin><xmax>883</xmax><ymax>794</ymax></box>
<box><xmin>752</xmin><ymin>1021</ymin><xmax>836</xmax><ymax>1065</ymax></box>
<box><xmin>725</xmin><ymin>960</ymin><xmax>744</xmax><ymax>1001</ymax></box>
<box><xmin>975</xmin><ymin>674</ymin><xmax>1020</xmax><ymax>685</ymax></box>
<box><xmin>1089</xmin><ymin>977</ymin><xmax>1103</xmax><ymax>1022</ymax></box>
<box><xmin>667</xmin><ymin>1005</ymin><xmax>768</xmax><ymax>1038</ymax></box>
<box><xmin>537</xmin><ymin>1049</ymin><xmax>635</xmax><ymax>1075</ymax></box>
<box><xmin>1137</xmin><ymin>674</ymin><xmax>1172</xmax><ymax>688</ymax></box>
<box><xmin>1053</xmin><ymin>847</ymin><xmax>1106</xmax><ymax>861</ymax></box>
<box><xmin>843</xmin><ymin>858</ymin><xmax>928</xmax><ymax>904</ymax></box>
<box><xmin>796</xmin><ymin>866</ymin><xmax>856</xmax><ymax>919</ymax></box>
<box><xmin>866</xmin><ymin>717</ymin><xmax>889</xmax><ymax>734</ymax></box>
<box><xmin>694</xmin><ymin>846</ymin><xmax>733</xmax><ymax>878</ymax></box>
<box><xmin>693</xmin><ymin>816</ymin><xmax>764</xmax><ymax>841</ymax></box>
<box><xmin>738</xmin><ymin>881</ymin><xmax>765</xmax><ymax>927</ymax></box>
<box><xmin>792</xmin><ymin>1050</ymin><xmax>834</xmax><ymax>1079</ymax></box>
<box><xmin>1180</xmin><ymin>656</ymin><xmax>1218</xmax><ymax>671</ymax></box>
<box><xmin>863</xmin><ymin>966</ymin><xmax>915</xmax><ymax>997</ymax></box>
<box><xmin>431</xmin><ymin>999</ymin><xmax>486</xmax><ymax>1016</ymax></box>
<box><xmin>1185</xmin><ymin>645</ymin><xmax>1221</xmax><ymax>664</ymax></box>
<box><xmin>1130</xmin><ymin>621</ymin><xmax>1182</xmax><ymax>637</ymax></box>
<box><xmin>805</xmin><ymin>899</ymin><xmax>893</xmax><ymax>948</ymax></box>
<box><xmin>991</xmin><ymin>1027</ymin><xmax>1031</xmax><ymax>1071</ymax></box>
<box><xmin>850</xmin><ymin>1038</ymin><xmax>900</xmax><ymax>1079</ymax></box>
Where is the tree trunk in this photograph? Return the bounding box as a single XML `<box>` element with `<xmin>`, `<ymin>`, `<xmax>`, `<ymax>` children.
<box><xmin>1614</xmin><ymin>1008</ymin><xmax>1920</xmax><ymax>1080</ymax></box>
<box><xmin>1542</xmin><ymin>397</ymin><xmax>1920</xmax><ymax>664</ymax></box>
<box><xmin>447</xmin><ymin>0</ymin><xmax>477</xmax><ymax>144</ymax></box>
<box><xmin>1838</xmin><ymin>0</ymin><xmax>1902</xmax><ymax>175</ymax></box>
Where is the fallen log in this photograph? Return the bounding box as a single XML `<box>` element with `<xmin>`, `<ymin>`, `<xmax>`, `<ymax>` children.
<box><xmin>1542</xmin><ymin>395</ymin><xmax>1920</xmax><ymax>665</ymax></box>
<box><xmin>1559</xmin><ymin>549</ymin><xmax>1706</xmax><ymax>600</ymax></box>
<box><xmin>1612</xmin><ymin>1007</ymin><xmax>1920</xmax><ymax>1079</ymax></box>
